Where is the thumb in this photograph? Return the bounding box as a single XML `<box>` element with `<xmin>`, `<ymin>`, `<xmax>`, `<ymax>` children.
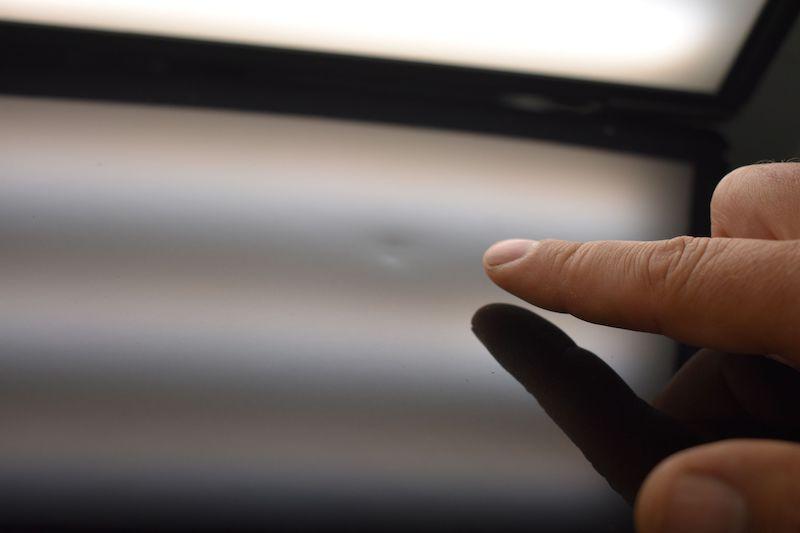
<box><xmin>636</xmin><ymin>439</ymin><xmax>800</xmax><ymax>533</ymax></box>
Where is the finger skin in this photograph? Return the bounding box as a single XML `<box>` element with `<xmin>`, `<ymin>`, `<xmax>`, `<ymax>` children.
<box><xmin>712</xmin><ymin>163</ymin><xmax>800</xmax><ymax>239</ymax></box>
<box><xmin>483</xmin><ymin>237</ymin><xmax>800</xmax><ymax>361</ymax></box>
<box><xmin>636</xmin><ymin>439</ymin><xmax>800</xmax><ymax>533</ymax></box>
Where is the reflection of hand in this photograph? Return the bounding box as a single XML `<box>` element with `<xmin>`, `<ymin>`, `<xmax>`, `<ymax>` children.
<box><xmin>472</xmin><ymin>304</ymin><xmax>800</xmax><ymax>532</ymax></box>
<box><xmin>479</xmin><ymin>163</ymin><xmax>800</xmax><ymax>533</ymax></box>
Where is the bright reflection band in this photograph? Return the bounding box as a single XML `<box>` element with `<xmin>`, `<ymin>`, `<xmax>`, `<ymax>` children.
<box><xmin>0</xmin><ymin>0</ymin><xmax>767</xmax><ymax>92</ymax></box>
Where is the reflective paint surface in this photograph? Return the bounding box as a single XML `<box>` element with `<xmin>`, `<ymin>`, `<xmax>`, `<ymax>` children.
<box><xmin>0</xmin><ymin>0</ymin><xmax>767</xmax><ymax>92</ymax></box>
<box><xmin>0</xmin><ymin>96</ymin><xmax>694</xmax><ymax>529</ymax></box>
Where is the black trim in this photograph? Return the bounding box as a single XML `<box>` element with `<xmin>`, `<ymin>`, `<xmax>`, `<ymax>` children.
<box><xmin>0</xmin><ymin>19</ymin><xmax>728</xmax><ymax>158</ymax></box>
<box><xmin>716</xmin><ymin>0</ymin><xmax>800</xmax><ymax>114</ymax></box>
<box><xmin>0</xmin><ymin>0</ymin><xmax>796</xmax><ymax>125</ymax></box>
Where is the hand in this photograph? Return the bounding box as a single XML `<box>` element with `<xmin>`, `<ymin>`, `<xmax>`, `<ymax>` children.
<box><xmin>477</xmin><ymin>163</ymin><xmax>800</xmax><ymax>533</ymax></box>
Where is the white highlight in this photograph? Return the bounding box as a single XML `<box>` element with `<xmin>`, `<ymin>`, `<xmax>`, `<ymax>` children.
<box><xmin>0</xmin><ymin>0</ymin><xmax>766</xmax><ymax>92</ymax></box>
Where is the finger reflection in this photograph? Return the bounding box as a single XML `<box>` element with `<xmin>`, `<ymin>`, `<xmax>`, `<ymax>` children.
<box><xmin>472</xmin><ymin>303</ymin><xmax>700</xmax><ymax>503</ymax></box>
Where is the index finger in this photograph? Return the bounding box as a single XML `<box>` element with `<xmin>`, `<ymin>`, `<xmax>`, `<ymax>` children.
<box><xmin>483</xmin><ymin>237</ymin><xmax>800</xmax><ymax>361</ymax></box>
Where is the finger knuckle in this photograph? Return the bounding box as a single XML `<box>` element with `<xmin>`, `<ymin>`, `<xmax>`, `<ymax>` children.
<box><xmin>552</xmin><ymin>240</ymin><xmax>588</xmax><ymax>283</ymax></box>
<box><xmin>551</xmin><ymin>240</ymin><xmax>597</xmax><ymax>311</ymax></box>
<box><xmin>643</xmin><ymin>236</ymin><xmax>713</xmax><ymax>301</ymax></box>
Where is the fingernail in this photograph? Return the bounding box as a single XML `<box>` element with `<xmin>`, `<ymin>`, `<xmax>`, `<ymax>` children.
<box><xmin>662</xmin><ymin>474</ymin><xmax>747</xmax><ymax>533</ymax></box>
<box><xmin>484</xmin><ymin>239</ymin><xmax>538</xmax><ymax>267</ymax></box>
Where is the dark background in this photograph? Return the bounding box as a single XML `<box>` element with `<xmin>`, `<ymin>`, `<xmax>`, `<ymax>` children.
<box><xmin>725</xmin><ymin>16</ymin><xmax>799</xmax><ymax>167</ymax></box>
